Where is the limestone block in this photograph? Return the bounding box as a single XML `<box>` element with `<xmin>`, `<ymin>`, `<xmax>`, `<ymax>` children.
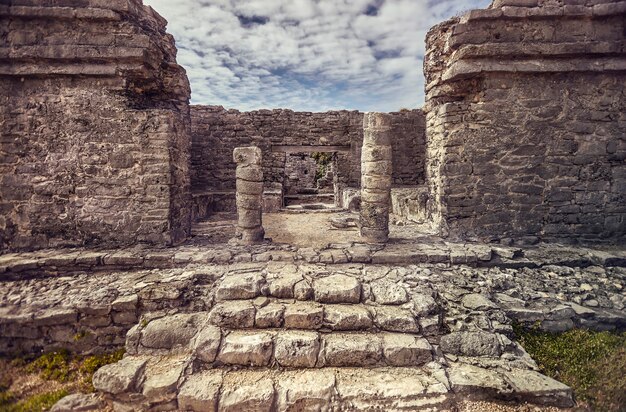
<box><xmin>267</xmin><ymin>272</ymin><xmax>303</xmax><ymax>298</ymax></box>
<box><xmin>236</xmin><ymin>193</ymin><xmax>263</xmax><ymax>210</ymax></box>
<box><xmin>178</xmin><ymin>371</ymin><xmax>222</xmax><ymax>412</ymax></box>
<box><xmin>217</xmin><ymin>331</ymin><xmax>274</xmax><ymax>366</ymax></box>
<box><xmin>191</xmin><ymin>325</ymin><xmax>221</xmax><ymax>363</ymax></box>
<box><xmin>293</xmin><ymin>279</ymin><xmax>314</xmax><ymax>300</ymax></box>
<box><xmin>461</xmin><ymin>293</ymin><xmax>498</xmax><ymax>310</ymax></box>
<box><xmin>447</xmin><ymin>363</ymin><xmax>508</xmax><ymax>394</ymax></box>
<box><xmin>92</xmin><ymin>357</ymin><xmax>147</xmax><ymax>395</ymax></box>
<box><xmin>142</xmin><ymin>358</ymin><xmax>186</xmax><ymax>403</ymax></box>
<box><xmin>216</xmin><ymin>273</ymin><xmax>264</xmax><ymax>300</ymax></box>
<box><xmin>235</xmin><ymin>180</ymin><xmax>264</xmax><ymax>196</ymax></box>
<box><xmin>274</xmin><ymin>331</ymin><xmax>320</xmax><ymax>367</ymax></box>
<box><xmin>374</xmin><ymin>306</ymin><xmax>420</xmax><ymax>333</ymax></box>
<box><xmin>50</xmin><ymin>393</ymin><xmax>103</xmax><ymax>412</ymax></box>
<box><xmin>140</xmin><ymin>313</ymin><xmax>207</xmax><ymax>350</ymax></box>
<box><xmin>283</xmin><ymin>302</ymin><xmax>323</xmax><ymax>329</ymax></box>
<box><xmin>321</xmin><ymin>333</ymin><xmax>382</xmax><ymax>366</ymax></box>
<box><xmin>502</xmin><ymin>369</ymin><xmax>574</xmax><ymax>407</ymax></box>
<box><xmin>235</xmin><ymin>165</ymin><xmax>263</xmax><ymax>182</ymax></box>
<box><xmin>255</xmin><ymin>303</ymin><xmax>285</xmax><ymax>328</ymax></box>
<box><xmin>233</xmin><ymin>146</ymin><xmax>262</xmax><ymax>166</ymax></box>
<box><xmin>313</xmin><ymin>274</ymin><xmax>361</xmax><ymax>304</ymax></box>
<box><xmin>382</xmin><ymin>334</ymin><xmax>433</xmax><ymax>366</ymax></box>
<box><xmin>237</xmin><ymin>208</ymin><xmax>263</xmax><ymax>228</ymax></box>
<box><xmin>323</xmin><ymin>305</ymin><xmax>373</xmax><ymax>330</ymax></box>
<box><xmin>371</xmin><ymin>281</ymin><xmax>409</xmax><ymax>305</ymax></box>
<box><xmin>276</xmin><ymin>370</ymin><xmax>335</xmax><ymax>412</ymax></box>
<box><xmin>220</xmin><ymin>376</ymin><xmax>275</xmax><ymax>412</ymax></box>
<box><xmin>208</xmin><ymin>301</ymin><xmax>255</xmax><ymax>328</ymax></box>
<box><xmin>439</xmin><ymin>331</ymin><xmax>502</xmax><ymax>357</ymax></box>
<box><xmin>362</xmin><ymin>160</ymin><xmax>393</xmax><ymax>176</ymax></box>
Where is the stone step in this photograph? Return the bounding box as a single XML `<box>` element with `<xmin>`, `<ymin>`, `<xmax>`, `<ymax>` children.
<box><xmin>127</xmin><ymin>315</ymin><xmax>435</xmax><ymax>368</ymax></box>
<box><xmin>93</xmin><ymin>356</ymin><xmax>574</xmax><ymax>411</ymax></box>
<box><xmin>212</xmin><ymin>330</ymin><xmax>434</xmax><ymax>369</ymax></box>
<box><xmin>208</xmin><ymin>299</ymin><xmax>440</xmax><ymax>334</ymax></box>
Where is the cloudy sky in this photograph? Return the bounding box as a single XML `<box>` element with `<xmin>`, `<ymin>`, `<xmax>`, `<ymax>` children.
<box><xmin>144</xmin><ymin>0</ymin><xmax>490</xmax><ymax>112</ymax></box>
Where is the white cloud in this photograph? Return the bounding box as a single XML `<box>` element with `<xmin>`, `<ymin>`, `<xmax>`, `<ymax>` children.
<box><xmin>144</xmin><ymin>0</ymin><xmax>491</xmax><ymax>112</ymax></box>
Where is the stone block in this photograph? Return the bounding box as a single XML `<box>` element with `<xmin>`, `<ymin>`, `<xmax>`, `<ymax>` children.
<box><xmin>220</xmin><ymin>376</ymin><xmax>275</xmax><ymax>412</ymax></box>
<box><xmin>217</xmin><ymin>332</ymin><xmax>273</xmax><ymax>366</ymax></box>
<box><xmin>283</xmin><ymin>302</ymin><xmax>323</xmax><ymax>329</ymax></box>
<box><xmin>209</xmin><ymin>301</ymin><xmax>256</xmax><ymax>328</ymax></box>
<box><xmin>216</xmin><ymin>273</ymin><xmax>264</xmax><ymax>300</ymax></box>
<box><xmin>371</xmin><ymin>281</ymin><xmax>409</xmax><ymax>305</ymax></box>
<box><xmin>321</xmin><ymin>333</ymin><xmax>382</xmax><ymax>366</ymax></box>
<box><xmin>382</xmin><ymin>334</ymin><xmax>433</xmax><ymax>366</ymax></box>
<box><xmin>276</xmin><ymin>370</ymin><xmax>335</xmax><ymax>411</ymax></box>
<box><xmin>313</xmin><ymin>274</ymin><xmax>361</xmax><ymax>304</ymax></box>
<box><xmin>92</xmin><ymin>357</ymin><xmax>147</xmax><ymax>395</ymax></box>
<box><xmin>178</xmin><ymin>371</ymin><xmax>222</xmax><ymax>412</ymax></box>
<box><xmin>274</xmin><ymin>331</ymin><xmax>320</xmax><ymax>367</ymax></box>
<box><xmin>140</xmin><ymin>313</ymin><xmax>206</xmax><ymax>350</ymax></box>
<box><xmin>233</xmin><ymin>146</ymin><xmax>262</xmax><ymax>166</ymax></box>
<box><xmin>192</xmin><ymin>325</ymin><xmax>221</xmax><ymax>363</ymax></box>
<box><xmin>323</xmin><ymin>304</ymin><xmax>373</xmax><ymax>330</ymax></box>
<box><xmin>374</xmin><ymin>306</ymin><xmax>420</xmax><ymax>333</ymax></box>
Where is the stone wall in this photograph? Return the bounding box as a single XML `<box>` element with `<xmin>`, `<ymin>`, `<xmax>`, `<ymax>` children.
<box><xmin>0</xmin><ymin>0</ymin><xmax>192</xmax><ymax>251</ymax></box>
<box><xmin>424</xmin><ymin>0</ymin><xmax>626</xmax><ymax>243</ymax></box>
<box><xmin>190</xmin><ymin>106</ymin><xmax>425</xmax><ymax>196</ymax></box>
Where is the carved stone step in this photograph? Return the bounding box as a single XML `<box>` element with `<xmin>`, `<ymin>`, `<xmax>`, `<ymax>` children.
<box><xmin>129</xmin><ymin>321</ymin><xmax>435</xmax><ymax>368</ymax></box>
<box><xmin>94</xmin><ymin>359</ymin><xmax>574</xmax><ymax>412</ymax></box>
<box><xmin>207</xmin><ymin>299</ymin><xmax>439</xmax><ymax>333</ymax></box>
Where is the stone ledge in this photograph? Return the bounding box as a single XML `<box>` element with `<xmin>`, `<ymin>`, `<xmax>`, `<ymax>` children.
<box><xmin>463</xmin><ymin>1</ymin><xmax>626</xmax><ymax>22</ymax></box>
<box><xmin>0</xmin><ymin>241</ymin><xmax>625</xmax><ymax>279</ymax></box>
<box><xmin>440</xmin><ymin>56</ymin><xmax>626</xmax><ymax>84</ymax></box>
<box><xmin>0</xmin><ymin>6</ymin><xmax>122</xmax><ymax>21</ymax></box>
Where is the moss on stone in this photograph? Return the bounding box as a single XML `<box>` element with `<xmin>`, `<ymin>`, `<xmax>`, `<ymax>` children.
<box><xmin>514</xmin><ymin>324</ymin><xmax>626</xmax><ymax>410</ymax></box>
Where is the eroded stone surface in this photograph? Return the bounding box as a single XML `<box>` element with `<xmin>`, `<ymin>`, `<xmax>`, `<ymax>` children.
<box><xmin>274</xmin><ymin>331</ymin><xmax>320</xmax><ymax>368</ymax></box>
<box><xmin>313</xmin><ymin>274</ymin><xmax>361</xmax><ymax>304</ymax></box>
<box><xmin>92</xmin><ymin>357</ymin><xmax>147</xmax><ymax>395</ymax></box>
<box><xmin>177</xmin><ymin>371</ymin><xmax>222</xmax><ymax>412</ymax></box>
<box><xmin>217</xmin><ymin>332</ymin><xmax>274</xmax><ymax>366</ymax></box>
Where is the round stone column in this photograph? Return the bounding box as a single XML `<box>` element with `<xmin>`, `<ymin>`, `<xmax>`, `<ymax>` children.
<box><xmin>360</xmin><ymin>112</ymin><xmax>392</xmax><ymax>243</ymax></box>
<box><xmin>233</xmin><ymin>146</ymin><xmax>265</xmax><ymax>244</ymax></box>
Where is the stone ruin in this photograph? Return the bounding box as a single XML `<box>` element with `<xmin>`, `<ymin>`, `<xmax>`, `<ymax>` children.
<box><xmin>0</xmin><ymin>0</ymin><xmax>625</xmax><ymax>411</ymax></box>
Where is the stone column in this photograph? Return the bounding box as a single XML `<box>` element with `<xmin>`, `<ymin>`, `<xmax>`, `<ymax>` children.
<box><xmin>360</xmin><ymin>113</ymin><xmax>392</xmax><ymax>243</ymax></box>
<box><xmin>233</xmin><ymin>146</ymin><xmax>265</xmax><ymax>244</ymax></box>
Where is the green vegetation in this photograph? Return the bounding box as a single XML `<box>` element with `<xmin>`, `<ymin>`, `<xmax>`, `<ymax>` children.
<box><xmin>311</xmin><ymin>152</ymin><xmax>333</xmax><ymax>183</ymax></box>
<box><xmin>514</xmin><ymin>324</ymin><xmax>626</xmax><ymax>411</ymax></box>
<box><xmin>25</xmin><ymin>350</ymin><xmax>72</xmax><ymax>382</ymax></box>
<box><xmin>0</xmin><ymin>389</ymin><xmax>68</xmax><ymax>412</ymax></box>
<box><xmin>0</xmin><ymin>349</ymin><xmax>124</xmax><ymax>411</ymax></box>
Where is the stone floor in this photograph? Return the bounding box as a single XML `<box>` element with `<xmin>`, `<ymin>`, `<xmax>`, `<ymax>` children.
<box><xmin>192</xmin><ymin>211</ymin><xmax>435</xmax><ymax>248</ymax></box>
<box><xmin>1</xmin><ymin>217</ymin><xmax>625</xmax><ymax>411</ymax></box>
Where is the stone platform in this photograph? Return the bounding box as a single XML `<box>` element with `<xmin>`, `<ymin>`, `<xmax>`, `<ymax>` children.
<box><xmin>1</xmin><ymin>241</ymin><xmax>625</xmax><ymax>410</ymax></box>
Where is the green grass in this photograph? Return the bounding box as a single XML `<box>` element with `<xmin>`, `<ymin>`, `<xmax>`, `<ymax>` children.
<box><xmin>0</xmin><ymin>389</ymin><xmax>68</xmax><ymax>412</ymax></box>
<box><xmin>514</xmin><ymin>324</ymin><xmax>626</xmax><ymax>411</ymax></box>
<box><xmin>0</xmin><ymin>349</ymin><xmax>124</xmax><ymax>411</ymax></box>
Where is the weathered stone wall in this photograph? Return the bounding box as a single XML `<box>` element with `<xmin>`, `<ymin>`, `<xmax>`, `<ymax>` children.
<box><xmin>190</xmin><ymin>106</ymin><xmax>425</xmax><ymax>194</ymax></box>
<box><xmin>424</xmin><ymin>0</ymin><xmax>626</xmax><ymax>243</ymax></box>
<box><xmin>0</xmin><ymin>0</ymin><xmax>192</xmax><ymax>251</ymax></box>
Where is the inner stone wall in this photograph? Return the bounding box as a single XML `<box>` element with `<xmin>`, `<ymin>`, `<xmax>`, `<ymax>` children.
<box><xmin>0</xmin><ymin>0</ymin><xmax>192</xmax><ymax>251</ymax></box>
<box><xmin>190</xmin><ymin>106</ymin><xmax>425</xmax><ymax>196</ymax></box>
<box><xmin>424</xmin><ymin>0</ymin><xmax>626</xmax><ymax>243</ymax></box>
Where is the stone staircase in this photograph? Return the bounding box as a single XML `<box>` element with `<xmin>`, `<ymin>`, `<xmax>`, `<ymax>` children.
<box><xmin>92</xmin><ymin>267</ymin><xmax>575</xmax><ymax>411</ymax></box>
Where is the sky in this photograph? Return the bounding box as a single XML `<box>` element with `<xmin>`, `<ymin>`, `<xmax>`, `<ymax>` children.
<box><xmin>144</xmin><ymin>0</ymin><xmax>491</xmax><ymax>112</ymax></box>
